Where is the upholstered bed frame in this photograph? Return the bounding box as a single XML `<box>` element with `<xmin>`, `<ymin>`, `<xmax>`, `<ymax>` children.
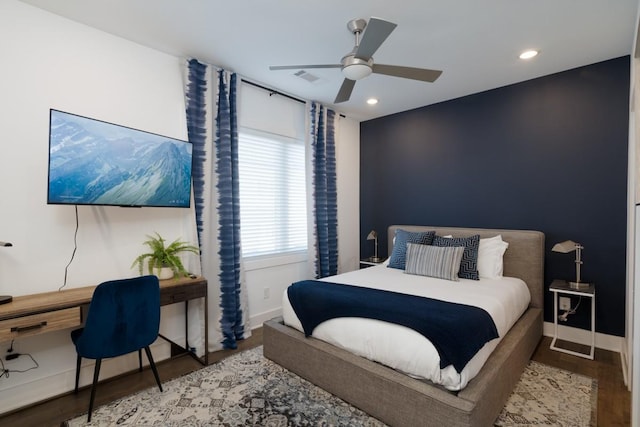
<box><xmin>263</xmin><ymin>225</ymin><xmax>544</xmax><ymax>427</ymax></box>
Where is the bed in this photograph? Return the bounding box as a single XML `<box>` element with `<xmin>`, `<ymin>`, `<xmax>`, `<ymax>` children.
<box><xmin>263</xmin><ymin>225</ymin><xmax>544</xmax><ymax>427</ymax></box>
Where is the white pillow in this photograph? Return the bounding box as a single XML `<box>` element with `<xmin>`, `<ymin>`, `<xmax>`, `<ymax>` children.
<box><xmin>477</xmin><ymin>235</ymin><xmax>509</xmax><ymax>278</ymax></box>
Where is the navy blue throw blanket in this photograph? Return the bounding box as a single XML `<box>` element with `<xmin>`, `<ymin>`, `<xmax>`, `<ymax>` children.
<box><xmin>287</xmin><ymin>280</ymin><xmax>499</xmax><ymax>373</ymax></box>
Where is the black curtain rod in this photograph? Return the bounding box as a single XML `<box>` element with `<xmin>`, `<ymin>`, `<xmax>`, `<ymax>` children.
<box><xmin>241</xmin><ymin>79</ymin><xmax>346</xmax><ymax>118</ymax></box>
<box><xmin>242</xmin><ymin>80</ymin><xmax>305</xmax><ymax>104</ymax></box>
<box><xmin>193</xmin><ymin>58</ymin><xmax>342</xmax><ymax>116</ymax></box>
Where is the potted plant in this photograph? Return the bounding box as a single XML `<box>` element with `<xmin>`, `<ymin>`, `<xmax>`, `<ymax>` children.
<box><xmin>132</xmin><ymin>233</ymin><xmax>199</xmax><ymax>280</ymax></box>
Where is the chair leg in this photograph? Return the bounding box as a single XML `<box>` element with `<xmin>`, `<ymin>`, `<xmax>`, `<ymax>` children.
<box><xmin>74</xmin><ymin>355</ymin><xmax>81</xmax><ymax>394</ymax></box>
<box><xmin>87</xmin><ymin>358</ymin><xmax>102</xmax><ymax>423</ymax></box>
<box><xmin>144</xmin><ymin>346</ymin><xmax>163</xmax><ymax>392</ymax></box>
<box><xmin>138</xmin><ymin>349</ymin><xmax>143</xmax><ymax>372</ymax></box>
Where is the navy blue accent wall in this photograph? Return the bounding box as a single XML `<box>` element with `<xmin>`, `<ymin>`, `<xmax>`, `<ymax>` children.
<box><xmin>360</xmin><ymin>56</ymin><xmax>629</xmax><ymax>336</ymax></box>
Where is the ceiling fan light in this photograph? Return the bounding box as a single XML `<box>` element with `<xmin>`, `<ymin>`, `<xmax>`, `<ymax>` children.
<box><xmin>343</xmin><ymin>63</ymin><xmax>372</xmax><ymax>80</ymax></box>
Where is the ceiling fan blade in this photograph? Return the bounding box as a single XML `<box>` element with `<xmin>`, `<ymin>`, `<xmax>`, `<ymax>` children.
<box><xmin>269</xmin><ymin>64</ymin><xmax>342</xmax><ymax>71</ymax></box>
<box><xmin>334</xmin><ymin>79</ymin><xmax>356</xmax><ymax>103</ymax></box>
<box><xmin>355</xmin><ymin>18</ymin><xmax>397</xmax><ymax>60</ymax></box>
<box><xmin>372</xmin><ymin>64</ymin><xmax>443</xmax><ymax>82</ymax></box>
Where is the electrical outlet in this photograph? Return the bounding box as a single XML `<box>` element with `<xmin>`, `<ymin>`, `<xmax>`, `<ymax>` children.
<box><xmin>559</xmin><ymin>296</ymin><xmax>571</xmax><ymax>311</ymax></box>
<box><xmin>263</xmin><ymin>287</ymin><xmax>270</xmax><ymax>300</ymax></box>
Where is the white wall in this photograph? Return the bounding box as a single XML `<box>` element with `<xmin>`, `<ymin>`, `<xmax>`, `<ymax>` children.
<box><xmin>633</xmin><ymin>51</ymin><xmax>640</xmax><ymax>427</ymax></box>
<box><xmin>0</xmin><ymin>1</ymin><xmax>198</xmax><ymax>413</ymax></box>
<box><xmin>634</xmin><ymin>208</ymin><xmax>640</xmax><ymax>427</ymax></box>
<box><xmin>336</xmin><ymin>116</ymin><xmax>361</xmax><ymax>274</ymax></box>
<box><xmin>631</xmin><ymin>4</ymin><xmax>640</xmax><ymax>425</ymax></box>
<box><xmin>0</xmin><ymin>1</ymin><xmax>361</xmax><ymax>413</ymax></box>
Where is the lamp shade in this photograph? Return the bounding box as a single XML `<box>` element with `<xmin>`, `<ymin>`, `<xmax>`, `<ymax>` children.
<box><xmin>551</xmin><ymin>239</ymin><xmax>589</xmax><ymax>289</ymax></box>
<box><xmin>366</xmin><ymin>230</ymin><xmax>381</xmax><ymax>261</ymax></box>
<box><xmin>552</xmin><ymin>240</ymin><xmax>579</xmax><ymax>253</ymax></box>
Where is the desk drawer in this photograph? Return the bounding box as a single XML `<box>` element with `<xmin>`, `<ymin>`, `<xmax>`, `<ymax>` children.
<box><xmin>0</xmin><ymin>307</ymin><xmax>81</xmax><ymax>342</ymax></box>
<box><xmin>161</xmin><ymin>282</ymin><xmax>207</xmax><ymax>305</ymax></box>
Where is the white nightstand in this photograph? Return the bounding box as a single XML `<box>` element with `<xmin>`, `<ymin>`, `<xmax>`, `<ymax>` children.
<box><xmin>549</xmin><ymin>279</ymin><xmax>595</xmax><ymax>360</ymax></box>
<box><xmin>360</xmin><ymin>257</ymin><xmax>386</xmax><ymax>268</ymax></box>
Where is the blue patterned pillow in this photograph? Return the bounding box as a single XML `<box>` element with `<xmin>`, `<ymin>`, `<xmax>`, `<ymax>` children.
<box><xmin>432</xmin><ymin>235</ymin><xmax>480</xmax><ymax>280</ymax></box>
<box><xmin>388</xmin><ymin>229</ymin><xmax>436</xmax><ymax>270</ymax></box>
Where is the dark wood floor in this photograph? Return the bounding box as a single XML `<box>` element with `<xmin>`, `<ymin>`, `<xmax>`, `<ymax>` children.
<box><xmin>531</xmin><ymin>336</ymin><xmax>631</xmax><ymax>427</ymax></box>
<box><xmin>0</xmin><ymin>329</ymin><xmax>630</xmax><ymax>426</ymax></box>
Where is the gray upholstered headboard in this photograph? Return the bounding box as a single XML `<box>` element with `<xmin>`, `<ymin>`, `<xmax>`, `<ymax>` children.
<box><xmin>387</xmin><ymin>225</ymin><xmax>545</xmax><ymax>309</ymax></box>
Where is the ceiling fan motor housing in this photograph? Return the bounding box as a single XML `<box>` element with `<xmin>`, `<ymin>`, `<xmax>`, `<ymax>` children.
<box><xmin>342</xmin><ymin>18</ymin><xmax>373</xmax><ymax>80</ymax></box>
<box><xmin>341</xmin><ymin>55</ymin><xmax>373</xmax><ymax>80</ymax></box>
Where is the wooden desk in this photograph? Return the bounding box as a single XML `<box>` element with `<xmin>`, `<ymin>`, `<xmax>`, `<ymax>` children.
<box><xmin>0</xmin><ymin>276</ymin><xmax>208</xmax><ymax>365</ymax></box>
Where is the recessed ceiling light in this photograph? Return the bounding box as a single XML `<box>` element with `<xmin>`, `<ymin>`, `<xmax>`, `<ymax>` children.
<box><xmin>519</xmin><ymin>50</ymin><xmax>539</xmax><ymax>60</ymax></box>
<box><xmin>367</xmin><ymin>98</ymin><xmax>378</xmax><ymax>105</ymax></box>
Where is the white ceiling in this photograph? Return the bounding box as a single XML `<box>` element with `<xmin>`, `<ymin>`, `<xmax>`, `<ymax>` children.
<box><xmin>19</xmin><ymin>0</ymin><xmax>640</xmax><ymax>121</ymax></box>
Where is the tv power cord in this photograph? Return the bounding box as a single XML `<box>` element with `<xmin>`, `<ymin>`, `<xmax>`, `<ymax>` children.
<box><xmin>59</xmin><ymin>204</ymin><xmax>79</xmax><ymax>291</ymax></box>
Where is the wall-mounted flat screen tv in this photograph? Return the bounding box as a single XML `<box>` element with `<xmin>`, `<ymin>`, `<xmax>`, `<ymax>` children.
<box><xmin>47</xmin><ymin>109</ymin><xmax>192</xmax><ymax>208</ymax></box>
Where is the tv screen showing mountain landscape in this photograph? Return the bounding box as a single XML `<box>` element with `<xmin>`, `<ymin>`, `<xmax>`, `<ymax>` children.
<box><xmin>48</xmin><ymin>110</ymin><xmax>192</xmax><ymax>207</ymax></box>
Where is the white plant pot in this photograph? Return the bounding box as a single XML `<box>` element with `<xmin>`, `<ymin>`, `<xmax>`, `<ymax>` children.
<box><xmin>154</xmin><ymin>267</ymin><xmax>174</xmax><ymax>280</ymax></box>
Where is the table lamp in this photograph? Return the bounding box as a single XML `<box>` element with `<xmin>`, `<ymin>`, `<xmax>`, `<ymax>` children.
<box><xmin>367</xmin><ymin>230</ymin><xmax>382</xmax><ymax>262</ymax></box>
<box><xmin>0</xmin><ymin>240</ymin><xmax>13</xmax><ymax>304</ymax></box>
<box><xmin>552</xmin><ymin>240</ymin><xmax>590</xmax><ymax>289</ymax></box>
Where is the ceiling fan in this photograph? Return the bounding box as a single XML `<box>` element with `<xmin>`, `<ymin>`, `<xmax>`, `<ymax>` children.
<box><xmin>269</xmin><ymin>17</ymin><xmax>443</xmax><ymax>104</ymax></box>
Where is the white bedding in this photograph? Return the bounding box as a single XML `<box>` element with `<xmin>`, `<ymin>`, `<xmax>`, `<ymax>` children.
<box><xmin>282</xmin><ymin>263</ymin><xmax>531</xmax><ymax>390</ymax></box>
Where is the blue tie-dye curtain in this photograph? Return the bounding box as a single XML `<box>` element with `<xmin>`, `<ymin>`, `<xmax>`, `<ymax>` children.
<box><xmin>185</xmin><ymin>59</ymin><xmax>248</xmax><ymax>351</ymax></box>
<box><xmin>310</xmin><ymin>102</ymin><xmax>338</xmax><ymax>278</ymax></box>
<box><xmin>186</xmin><ymin>59</ymin><xmax>207</xmax><ymax>246</ymax></box>
<box><xmin>214</xmin><ymin>70</ymin><xmax>244</xmax><ymax>349</ymax></box>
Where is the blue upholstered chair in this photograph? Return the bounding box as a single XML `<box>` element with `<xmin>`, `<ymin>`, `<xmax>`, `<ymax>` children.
<box><xmin>71</xmin><ymin>275</ymin><xmax>163</xmax><ymax>422</ymax></box>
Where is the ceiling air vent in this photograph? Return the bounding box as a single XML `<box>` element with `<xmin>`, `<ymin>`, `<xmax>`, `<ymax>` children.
<box><xmin>294</xmin><ymin>70</ymin><xmax>320</xmax><ymax>83</ymax></box>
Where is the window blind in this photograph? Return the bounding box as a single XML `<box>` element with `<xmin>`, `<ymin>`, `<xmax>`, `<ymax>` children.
<box><xmin>238</xmin><ymin>129</ymin><xmax>307</xmax><ymax>258</ymax></box>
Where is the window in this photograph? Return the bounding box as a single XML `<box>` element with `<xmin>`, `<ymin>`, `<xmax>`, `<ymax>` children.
<box><xmin>238</xmin><ymin>128</ymin><xmax>307</xmax><ymax>260</ymax></box>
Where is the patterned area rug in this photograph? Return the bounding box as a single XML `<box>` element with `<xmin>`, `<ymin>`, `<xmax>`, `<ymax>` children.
<box><xmin>65</xmin><ymin>347</ymin><xmax>596</xmax><ymax>426</ymax></box>
<box><xmin>495</xmin><ymin>360</ymin><xmax>597</xmax><ymax>427</ymax></box>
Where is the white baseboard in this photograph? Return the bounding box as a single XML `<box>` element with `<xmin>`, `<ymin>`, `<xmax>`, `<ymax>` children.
<box><xmin>3</xmin><ymin>319</ymin><xmax>620</xmax><ymax>415</ymax></box>
<box><xmin>543</xmin><ymin>321</ymin><xmax>623</xmax><ymax>353</ymax></box>
<box><xmin>620</xmin><ymin>345</ymin><xmax>630</xmax><ymax>389</ymax></box>
<box><xmin>250</xmin><ymin>308</ymin><xmax>282</xmax><ymax>329</ymax></box>
<box><xmin>0</xmin><ymin>338</ymin><xmax>174</xmax><ymax>415</ymax></box>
